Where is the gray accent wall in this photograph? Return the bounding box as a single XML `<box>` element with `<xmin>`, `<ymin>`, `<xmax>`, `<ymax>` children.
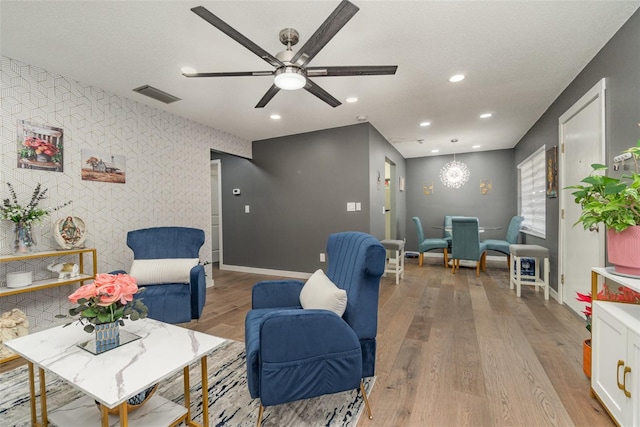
<box><xmin>369</xmin><ymin>125</ymin><xmax>407</xmax><ymax>241</ymax></box>
<box><xmin>513</xmin><ymin>8</ymin><xmax>640</xmax><ymax>292</ymax></box>
<box><xmin>213</xmin><ymin>122</ymin><xmax>407</xmax><ymax>274</ymax></box>
<box><xmin>405</xmin><ymin>149</ymin><xmax>517</xmax><ymax>254</ymax></box>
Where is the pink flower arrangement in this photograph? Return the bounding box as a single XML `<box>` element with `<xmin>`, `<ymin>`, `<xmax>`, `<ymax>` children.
<box><xmin>576</xmin><ymin>283</ymin><xmax>640</xmax><ymax>332</ymax></box>
<box><xmin>67</xmin><ymin>273</ymin><xmax>148</xmax><ymax>333</ymax></box>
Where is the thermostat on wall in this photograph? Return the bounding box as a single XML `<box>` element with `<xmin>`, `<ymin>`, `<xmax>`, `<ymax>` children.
<box><xmin>232</xmin><ymin>188</ymin><xmax>241</xmax><ymax>195</ymax></box>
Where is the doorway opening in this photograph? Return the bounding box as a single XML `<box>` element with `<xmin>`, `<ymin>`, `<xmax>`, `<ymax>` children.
<box><xmin>385</xmin><ymin>158</ymin><xmax>397</xmax><ymax>240</ymax></box>
<box><xmin>210</xmin><ymin>159</ymin><xmax>222</xmax><ymax>266</ymax></box>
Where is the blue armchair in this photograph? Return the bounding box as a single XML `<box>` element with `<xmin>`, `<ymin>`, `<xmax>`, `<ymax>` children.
<box><xmin>244</xmin><ymin>232</ymin><xmax>386</xmax><ymax>425</ymax></box>
<box><xmin>412</xmin><ymin>217</ymin><xmax>449</xmax><ymax>267</ymax></box>
<box><xmin>482</xmin><ymin>215</ymin><xmax>524</xmax><ymax>267</ymax></box>
<box><xmin>124</xmin><ymin>227</ymin><xmax>207</xmax><ymax>324</ymax></box>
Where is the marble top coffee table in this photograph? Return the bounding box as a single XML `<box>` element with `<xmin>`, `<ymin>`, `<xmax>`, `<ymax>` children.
<box><xmin>5</xmin><ymin>318</ymin><xmax>225</xmax><ymax>427</ymax></box>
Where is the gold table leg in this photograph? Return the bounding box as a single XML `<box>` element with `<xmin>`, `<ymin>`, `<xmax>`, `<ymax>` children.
<box><xmin>28</xmin><ymin>362</ymin><xmax>36</xmax><ymax>426</ymax></box>
<box><xmin>39</xmin><ymin>367</ymin><xmax>48</xmax><ymax>426</ymax></box>
<box><xmin>201</xmin><ymin>356</ymin><xmax>209</xmax><ymax>426</ymax></box>
<box><xmin>184</xmin><ymin>365</ymin><xmax>192</xmax><ymax>422</ymax></box>
<box><xmin>100</xmin><ymin>404</ymin><xmax>109</xmax><ymax>427</ymax></box>
<box><xmin>185</xmin><ymin>355</ymin><xmax>209</xmax><ymax>427</ymax></box>
<box><xmin>119</xmin><ymin>401</ymin><xmax>129</xmax><ymax>427</ymax></box>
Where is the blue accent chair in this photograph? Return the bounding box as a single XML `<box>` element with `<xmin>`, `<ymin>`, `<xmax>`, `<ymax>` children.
<box><xmin>244</xmin><ymin>232</ymin><xmax>385</xmax><ymax>425</ymax></box>
<box><xmin>482</xmin><ymin>215</ymin><xmax>524</xmax><ymax>267</ymax></box>
<box><xmin>451</xmin><ymin>217</ymin><xmax>488</xmax><ymax>276</ymax></box>
<box><xmin>412</xmin><ymin>217</ymin><xmax>449</xmax><ymax>267</ymax></box>
<box><xmin>125</xmin><ymin>227</ymin><xmax>206</xmax><ymax>324</ymax></box>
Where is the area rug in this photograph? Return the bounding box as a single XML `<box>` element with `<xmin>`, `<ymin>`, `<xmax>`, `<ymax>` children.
<box><xmin>0</xmin><ymin>340</ymin><xmax>375</xmax><ymax>426</ymax></box>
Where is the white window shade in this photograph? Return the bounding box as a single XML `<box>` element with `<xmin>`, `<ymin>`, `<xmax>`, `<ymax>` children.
<box><xmin>518</xmin><ymin>147</ymin><xmax>546</xmax><ymax>238</ymax></box>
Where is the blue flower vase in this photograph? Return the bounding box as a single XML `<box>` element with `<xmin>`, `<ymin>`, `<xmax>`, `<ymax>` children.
<box><xmin>94</xmin><ymin>321</ymin><xmax>120</xmax><ymax>354</ymax></box>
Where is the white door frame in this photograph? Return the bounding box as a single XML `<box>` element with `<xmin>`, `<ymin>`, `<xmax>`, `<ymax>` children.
<box><xmin>557</xmin><ymin>78</ymin><xmax>607</xmax><ymax>304</ymax></box>
<box><xmin>211</xmin><ymin>159</ymin><xmax>223</xmax><ymax>267</ymax></box>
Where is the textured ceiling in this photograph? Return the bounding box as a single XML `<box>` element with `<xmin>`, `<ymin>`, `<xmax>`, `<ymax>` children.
<box><xmin>2</xmin><ymin>1</ymin><xmax>639</xmax><ymax>158</ymax></box>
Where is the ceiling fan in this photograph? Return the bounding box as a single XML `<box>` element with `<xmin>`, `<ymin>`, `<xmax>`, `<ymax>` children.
<box><xmin>184</xmin><ymin>0</ymin><xmax>398</xmax><ymax>108</ymax></box>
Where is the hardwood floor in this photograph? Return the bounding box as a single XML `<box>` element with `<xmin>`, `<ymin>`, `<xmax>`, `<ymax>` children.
<box><xmin>196</xmin><ymin>258</ymin><xmax>613</xmax><ymax>426</ymax></box>
<box><xmin>1</xmin><ymin>258</ymin><xmax>613</xmax><ymax>426</ymax></box>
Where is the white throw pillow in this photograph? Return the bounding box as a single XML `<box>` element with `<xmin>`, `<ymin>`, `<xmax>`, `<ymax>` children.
<box><xmin>299</xmin><ymin>269</ymin><xmax>348</xmax><ymax>317</ymax></box>
<box><xmin>129</xmin><ymin>258</ymin><xmax>198</xmax><ymax>285</ymax></box>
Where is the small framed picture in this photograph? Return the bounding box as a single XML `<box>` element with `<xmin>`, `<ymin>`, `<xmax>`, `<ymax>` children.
<box><xmin>546</xmin><ymin>146</ymin><xmax>558</xmax><ymax>198</ymax></box>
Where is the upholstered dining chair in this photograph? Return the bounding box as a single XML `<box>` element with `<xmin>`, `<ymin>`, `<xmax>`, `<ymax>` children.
<box><xmin>443</xmin><ymin>215</ymin><xmax>467</xmax><ymax>250</ymax></box>
<box><xmin>451</xmin><ymin>217</ymin><xmax>488</xmax><ymax>276</ymax></box>
<box><xmin>122</xmin><ymin>226</ymin><xmax>207</xmax><ymax>324</ymax></box>
<box><xmin>412</xmin><ymin>217</ymin><xmax>449</xmax><ymax>267</ymax></box>
<box><xmin>244</xmin><ymin>231</ymin><xmax>385</xmax><ymax>426</ymax></box>
<box><xmin>482</xmin><ymin>215</ymin><xmax>524</xmax><ymax>268</ymax></box>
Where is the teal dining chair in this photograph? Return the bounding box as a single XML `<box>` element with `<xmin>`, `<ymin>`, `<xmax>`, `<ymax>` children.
<box><xmin>451</xmin><ymin>217</ymin><xmax>488</xmax><ymax>276</ymax></box>
<box><xmin>482</xmin><ymin>215</ymin><xmax>524</xmax><ymax>268</ymax></box>
<box><xmin>412</xmin><ymin>217</ymin><xmax>449</xmax><ymax>267</ymax></box>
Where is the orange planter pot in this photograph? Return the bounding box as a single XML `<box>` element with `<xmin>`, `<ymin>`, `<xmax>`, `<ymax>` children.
<box><xmin>583</xmin><ymin>338</ymin><xmax>592</xmax><ymax>379</ymax></box>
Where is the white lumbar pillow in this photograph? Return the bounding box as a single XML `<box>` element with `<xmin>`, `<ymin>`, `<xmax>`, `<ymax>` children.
<box><xmin>299</xmin><ymin>269</ymin><xmax>348</xmax><ymax>317</ymax></box>
<box><xmin>129</xmin><ymin>258</ymin><xmax>198</xmax><ymax>285</ymax></box>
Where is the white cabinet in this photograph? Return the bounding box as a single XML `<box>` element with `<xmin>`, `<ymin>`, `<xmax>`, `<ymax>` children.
<box><xmin>591</xmin><ymin>267</ymin><xmax>640</xmax><ymax>426</ymax></box>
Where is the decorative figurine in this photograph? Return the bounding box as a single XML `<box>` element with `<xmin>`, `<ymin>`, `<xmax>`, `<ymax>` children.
<box><xmin>47</xmin><ymin>262</ymin><xmax>80</xmax><ymax>279</ymax></box>
<box><xmin>53</xmin><ymin>216</ymin><xmax>87</xmax><ymax>250</ymax></box>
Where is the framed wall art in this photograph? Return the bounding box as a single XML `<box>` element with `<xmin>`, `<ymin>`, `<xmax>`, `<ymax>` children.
<box><xmin>546</xmin><ymin>146</ymin><xmax>558</xmax><ymax>198</ymax></box>
<box><xmin>81</xmin><ymin>149</ymin><xmax>126</xmax><ymax>184</ymax></box>
<box><xmin>17</xmin><ymin>120</ymin><xmax>64</xmax><ymax>172</ymax></box>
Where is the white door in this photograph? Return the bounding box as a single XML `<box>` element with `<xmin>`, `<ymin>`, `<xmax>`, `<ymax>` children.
<box><xmin>559</xmin><ymin>79</ymin><xmax>606</xmax><ymax>313</ymax></box>
<box><xmin>210</xmin><ymin>160</ymin><xmax>221</xmax><ymax>264</ymax></box>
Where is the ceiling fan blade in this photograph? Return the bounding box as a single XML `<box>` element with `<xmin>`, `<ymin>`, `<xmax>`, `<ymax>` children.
<box><xmin>183</xmin><ymin>71</ymin><xmax>274</xmax><ymax>78</ymax></box>
<box><xmin>191</xmin><ymin>6</ymin><xmax>283</xmax><ymax>69</ymax></box>
<box><xmin>304</xmin><ymin>80</ymin><xmax>341</xmax><ymax>108</ymax></box>
<box><xmin>290</xmin><ymin>0</ymin><xmax>359</xmax><ymax>67</ymax></box>
<box><xmin>306</xmin><ymin>65</ymin><xmax>398</xmax><ymax>77</ymax></box>
<box><xmin>255</xmin><ymin>85</ymin><xmax>281</xmax><ymax>108</ymax></box>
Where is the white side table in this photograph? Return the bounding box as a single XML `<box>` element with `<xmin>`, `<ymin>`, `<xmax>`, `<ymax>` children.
<box><xmin>509</xmin><ymin>244</ymin><xmax>550</xmax><ymax>299</ymax></box>
<box><xmin>381</xmin><ymin>239</ymin><xmax>405</xmax><ymax>285</ymax></box>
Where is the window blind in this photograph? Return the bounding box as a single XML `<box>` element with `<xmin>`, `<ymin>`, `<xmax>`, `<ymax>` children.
<box><xmin>518</xmin><ymin>147</ymin><xmax>546</xmax><ymax>237</ymax></box>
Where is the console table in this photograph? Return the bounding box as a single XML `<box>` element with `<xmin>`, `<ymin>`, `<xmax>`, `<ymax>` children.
<box><xmin>0</xmin><ymin>248</ymin><xmax>97</xmax><ymax>364</ymax></box>
<box><xmin>591</xmin><ymin>267</ymin><xmax>640</xmax><ymax>426</ymax></box>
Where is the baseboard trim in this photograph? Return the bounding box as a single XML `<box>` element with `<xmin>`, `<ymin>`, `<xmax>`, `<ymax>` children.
<box><xmin>219</xmin><ymin>263</ymin><xmax>311</xmax><ymax>280</ymax></box>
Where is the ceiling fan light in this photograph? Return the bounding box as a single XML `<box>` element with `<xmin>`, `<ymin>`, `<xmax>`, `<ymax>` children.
<box><xmin>274</xmin><ymin>67</ymin><xmax>306</xmax><ymax>90</ymax></box>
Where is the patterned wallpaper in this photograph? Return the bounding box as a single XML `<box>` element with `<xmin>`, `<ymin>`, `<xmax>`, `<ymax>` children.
<box><xmin>0</xmin><ymin>56</ymin><xmax>251</xmax><ymax>330</ymax></box>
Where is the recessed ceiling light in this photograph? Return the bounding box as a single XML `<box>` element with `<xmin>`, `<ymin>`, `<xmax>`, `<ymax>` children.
<box><xmin>449</xmin><ymin>74</ymin><xmax>465</xmax><ymax>83</ymax></box>
<box><xmin>472</xmin><ymin>145</ymin><xmax>481</xmax><ymax>149</ymax></box>
<box><xmin>270</xmin><ymin>114</ymin><xmax>281</xmax><ymax>120</ymax></box>
<box><xmin>419</xmin><ymin>121</ymin><xmax>431</xmax><ymax>127</ymax></box>
<box><xmin>346</xmin><ymin>97</ymin><xmax>358</xmax><ymax>103</ymax></box>
<box><xmin>431</xmin><ymin>149</ymin><xmax>439</xmax><ymax>153</ymax></box>
<box><xmin>356</xmin><ymin>115</ymin><xmax>368</xmax><ymax>122</ymax></box>
<box><xmin>480</xmin><ymin>113</ymin><xmax>492</xmax><ymax>118</ymax></box>
<box><xmin>181</xmin><ymin>66</ymin><xmax>197</xmax><ymax>75</ymax></box>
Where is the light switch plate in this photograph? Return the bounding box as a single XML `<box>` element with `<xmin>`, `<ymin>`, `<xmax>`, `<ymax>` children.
<box><xmin>244</xmin><ymin>205</ymin><xmax>250</xmax><ymax>213</ymax></box>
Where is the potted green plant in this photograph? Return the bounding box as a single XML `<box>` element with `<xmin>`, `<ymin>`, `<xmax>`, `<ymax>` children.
<box><xmin>566</xmin><ymin>141</ymin><xmax>640</xmax><ymax>275</ymax></box>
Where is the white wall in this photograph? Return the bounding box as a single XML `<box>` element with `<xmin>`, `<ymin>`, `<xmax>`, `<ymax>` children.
<box><xmin>0</xmin><ymin>56</ymin><xmax>251</xmax><ymax>330</ymax></box>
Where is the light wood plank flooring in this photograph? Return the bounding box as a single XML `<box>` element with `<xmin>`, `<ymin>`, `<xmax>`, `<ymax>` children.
<box><xmin>195</xmin><ymin>257</ymin><xmax>612</xmax><ymax>426</ymax></box>
<box><xmin>2</xmin><ymin>257</ymin><xmax>613</xmax><ymax>426</ymax></box>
